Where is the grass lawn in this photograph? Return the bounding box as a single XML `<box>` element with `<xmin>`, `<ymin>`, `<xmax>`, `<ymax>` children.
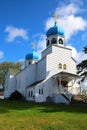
<box><xmin>0</xmin><ymin>100</ymin><xmax>87</xmax><ymax>130</ymax></box>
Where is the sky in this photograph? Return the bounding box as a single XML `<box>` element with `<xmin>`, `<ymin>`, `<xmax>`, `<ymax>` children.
<box><xmin>0</xmin><ymin>0</ymin><xmax>87</xmax><ymax>64</ymax></box>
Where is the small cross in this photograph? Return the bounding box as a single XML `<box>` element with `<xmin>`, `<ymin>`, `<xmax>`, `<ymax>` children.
<box><xmin>53</xmin><ymin>14</ymin><xmax>58</xmax><ymax>23</ymax></box>
<box><xmin>31</xmin><ymin>43</ymin><xmax>36</xmax><ymax>50</ymax></box>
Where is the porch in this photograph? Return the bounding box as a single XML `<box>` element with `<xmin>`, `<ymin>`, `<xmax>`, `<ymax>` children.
<box><xmin>51</xmin><ymin>71</ymin><xmax>80</xmax><ymax>103</ymax></box>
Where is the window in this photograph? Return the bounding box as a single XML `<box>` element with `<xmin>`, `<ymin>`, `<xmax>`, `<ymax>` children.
<box><xmin>39</xmin><ymin>88</ymin><xmax>43</xmax><ymax>95</ymax></box>
<box><xmin>28</xmin><ymin>61</ymin><xmax>31</xmax><ymax>65</ymax></box>
<box><xmin>28</xmin><ymin>90</ymin><xmax>33</xmax><ymax>97</ymax></box>
<box><xmin>28</xmin><ymin>91</ymin><xmax>30</xmax><ymax>97</ymax></box>
<box><xmin>31</xmin><ymin>91</ymin><xmax>33</xmax><ymax>97</ymax></box>
<box><xmin>39</xmin><ymin>89</ymin><xmax>40</xmax><ymax>95</ymax></box>
<box><xmin>59</xmin><ymin>38</ymin><xmax>63</xmax><ymax>44</ymax></box>
<box><xmin>51</xmin><ymin>38</ymin><xmax>57</xmax><ymax>44</ymax></box>
<box><xmin>58</xmin><ymin>63</ymin><xmax>62</xmax><ymax>69</ymax></box>
<box><xmin>47</xmin><ymin>40</ymin><xmax>50</xmax><ymax>46</ymax></box>
<box><xmin>42</xmin><ymin>88</ymin><xmax>43</xmax><ymax>94</ymax></box>
<box><xmin>63</xmin><ymin>64</ymin><xmax>67</xmax><ymax>70</ymax></box>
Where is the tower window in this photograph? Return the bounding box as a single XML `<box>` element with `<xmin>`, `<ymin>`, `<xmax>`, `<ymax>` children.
<box><xmin>59</xmin><ymin>38</ymin><xmax>63</xmax><ymax>44</ymax></box>
<box><xmin>58</xmin><ymin>63</ymin><xmax>62</xmax><ymax>69</ymax></box>
<box><xmin>63</xmin><ymin>64</ymin><xmax>67</xmax><ymax>70</ymax></box>
<box><xmin>51</xmin><ymin>38</ymin><xmax>57</xmax><ymax>44</ymax></box>
<box><xmin>47</xmin><ymin>40</ymin><xmax>50</xmax><ymax>46</ymax></box>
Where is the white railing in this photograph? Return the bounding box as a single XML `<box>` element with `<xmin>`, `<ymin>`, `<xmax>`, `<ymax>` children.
<box><xmin>61</xmin><ymin>86</ymin><xmax>72</xmax><ymax>101</ymax></box>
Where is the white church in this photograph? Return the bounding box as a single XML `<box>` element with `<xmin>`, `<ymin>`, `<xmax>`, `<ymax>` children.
<box><xmin>4</xmin><ymin>17</ymin><xmax>81</xmax><ymax>104</ymax></box>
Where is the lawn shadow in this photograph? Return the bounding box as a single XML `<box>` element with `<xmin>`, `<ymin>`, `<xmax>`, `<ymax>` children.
<box><xmin>0</xmin><ymin>100</ymin><xmax>87</xmax><ymax>114</ymax></box>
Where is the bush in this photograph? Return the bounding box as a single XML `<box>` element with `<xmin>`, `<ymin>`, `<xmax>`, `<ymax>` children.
<box><xmin>9</xmin><ymin>90</ymin><xmax>25</xmax><ymax>100</ymax></box>
<box><xmin>46</xmin><ymin>96</ymin><xmax>53</xmax><ymax>102</ymax></box>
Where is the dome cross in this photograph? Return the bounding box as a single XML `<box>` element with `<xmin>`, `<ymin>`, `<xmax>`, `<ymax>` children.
<box><xmin>31</xmin><ymin>43</ymin><xmax>36</xmax><ymax>50</ymax></box>
<box><xmin>53</xmin><ymin>14</ymin><xmax>58</xmax><ymax>24</ymax></box>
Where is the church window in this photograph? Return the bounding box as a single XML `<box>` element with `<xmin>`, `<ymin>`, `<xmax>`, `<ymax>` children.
<box><xmin>51</xmin><ymin>38</ymin><xmax>57</xmax><ymax>44</ymax></box>
<box><xmin>63</xmin><ymin>64</ymin><xmax>67</xmax><ymax>70</ymax></box>
<box><xmin>28</xmin><ymin>61</ymin><xmax>31</xmax><ymax>65</ymax></box>
<box><xmin>31</xmin><ymin>90</ymin><xmax>33</xmax><ymax>97</ymax></box>
<box><xmin>39</xmin><ymin>89</ymin><xmax>40</xmax><ymax>95</ymax></box>
<box><xmin>28</xmin><ymin>91</ymin><xmax>30</xmax><ymax>97</ymax></box>
<box><xmin>59</xmin><ymin>38</ymin><xmax>63</xmax><ymax>45</ymax></box>
<box><xmin>47</xmin><ymin>40</ymin><xmax>50</xmax><ymax>46</ymax></box>
<box><xmin>28</xmin><ymin>90</ymin><xmax>33</xmax><ymax>97</ymax></box>
<box><xmin>58</xmin><ymin>63</ymin><xmax>62</xmax><ymax>69</ymax></box>
<box><xmin>39</xmin><ymin>88</ymin><xmax>43</xmax><ymax>95</ymax></box>
<box><xmin>42</xmin><ymin>88</ymin><xmax>43</xmax><ymax>94</ymax></box>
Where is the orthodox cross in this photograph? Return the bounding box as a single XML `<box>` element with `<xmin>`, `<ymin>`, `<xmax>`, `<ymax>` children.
<box><xmin>32</xmin><ymin>43</ymin><xmax>36</xmax><ymax>50</ymax></box>
<box><xmin>53</xmin><ymin>14</ymin><xmax>58</xmax><ymax>24</ymax></box>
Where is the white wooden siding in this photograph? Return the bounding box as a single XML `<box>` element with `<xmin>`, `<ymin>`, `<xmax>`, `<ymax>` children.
<box><xmin>37</xmin><ymin>58</ymin><xmax>46</xmax><ymax>81</ymax></box>
<box><xmin>46</xmin><ymin>45</ymin><xmax>76</xmax><ymax>78</ymax></box>
<box><xmin>42</xmin><ymin>46</ymin><xmax>52</xmax><ymax>58</ymax></box>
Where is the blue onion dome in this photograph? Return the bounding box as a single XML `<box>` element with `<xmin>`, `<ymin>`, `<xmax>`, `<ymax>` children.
<box><xmin>46</xmin><ymin>23</ymin><xmax>65</xmax><ymax>37</ymax></box>
<box><xmin>25</xmin><ymin>51</ymin><xmax>41</xmax><ymax>61</ymax></box>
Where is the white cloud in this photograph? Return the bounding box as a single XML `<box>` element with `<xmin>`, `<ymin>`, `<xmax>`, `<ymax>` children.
<box><xmin>45</xmin><ymin>3</ymin><xmax>87</xmax><ymax>40</ymax></box>
<box><xmin>18</xmin><ymin>59</ymin><xmax>25</xmax><ymax>69</ymax></box>
<box><xmin>36</xmin><ymin>2</ymin><xmax>87</xmax><ymax>62</ymax></box>
<box><xmin>56</xmin><ymin>3</ymin><xmax>79</xmax><ymax>16</ymax></box>
<box><xmin>5</xmin><ymin>25</ymin><xmax>29</xmax><ymax>42</ymax></box>
<box><xmin>82</xmin><ymin>31</ymin><xmax>87</xmax><ymax>41</ymax></box>
<box><xmin>67</xmin><ymin>45</ymin><xmax>87</xmax><ymax>63</ymax></box>
<box><xmin>0</xmin><ymin>51</ymin><xmax>4</xmax><ymax>59</ymax></box>
<box><xmin>37</xmin><ymin>34</ymin><xmax>46</xmax><ymax>54</ymax></box>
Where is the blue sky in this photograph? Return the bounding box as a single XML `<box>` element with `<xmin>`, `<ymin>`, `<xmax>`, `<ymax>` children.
<box><xmin>0</xmin><ymin>0</ymin><xmax>87</xmax><ymax>63</ymax></box>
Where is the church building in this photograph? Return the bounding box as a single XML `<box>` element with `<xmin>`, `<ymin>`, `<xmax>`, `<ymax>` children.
<box><xmin>4</xmin><ymin>16</ymin><xmax>81</xmax><ymax>104</ymax></box>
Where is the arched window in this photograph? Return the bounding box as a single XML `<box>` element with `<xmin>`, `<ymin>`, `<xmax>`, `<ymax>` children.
<box><xmin>28</xmin><ymin>91</ymin><xmax>30</xmax><ymax>97</ymax></box>
<box><xmin>51</xmin><ymin>38</ymin><xmax>57</xmax><ymax>44</ymax></box>
<box><xmin>31</xmin><ymin>91</ymin><xmax>33</xmax><ymax>97</ymax></box>
<box><xmin>58</xmin><ymin>63</ymin><xmax>62</xmax><ymax>69</ymax></box>
<box><xmin>63</xmin><ymin>64</ymin><xmax>67</xmax><ymax>70</ymax></box>
<box><xmin>47</xmin><ymin>40</ymin><xmax>50</xmax><ymax>46</ymax></box>
<box><xmin>39</xmin><ymin>89</ymin><xmax>40</xmax><ymax>95</ymax></box>
<box><xmin>41</xmin><ymin>88</ymin><xmax>43</xmax><ymax>94</ymax></box>
<box><xmin>28</xmin><ymin>61</ymin><xmax>31</xmax><ymax>65</ymax></box>
<box><xmin>39</xmin><ymin>88</ymin><xmax>43</xmax><ymax>95</ymax></box>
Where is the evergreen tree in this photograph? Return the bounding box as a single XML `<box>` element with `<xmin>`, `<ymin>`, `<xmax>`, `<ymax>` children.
<box><xmin>77</xmin><ymin>45</ymin><xmax>87</xmax><ymax>82</ymax></box>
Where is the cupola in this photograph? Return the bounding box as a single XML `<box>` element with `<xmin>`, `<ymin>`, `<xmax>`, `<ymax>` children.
<box><xmin>25</xmin><ymin>51</ymin><xmax>41</xmax><ymax>61</ymax></box>
<box><xmin>46</xmin><ymin>14</ymin><xmax>65</xmax><ymax>48</ymax></box>
<box><xmin>46</xmin><ymin>23</ymin><xmax>65</xmax><ymax>37</ymax></box>
<box><xmin>25</xmin><ymin>43</ymin><xmax>41</xmax><ymax>67</ymax></box>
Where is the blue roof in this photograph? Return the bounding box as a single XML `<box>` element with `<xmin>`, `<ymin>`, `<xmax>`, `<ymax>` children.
<box><xmin>46</xmin><ymin>24</ymin><xmax>65</xmax><ymax>37</ymax></box>
<box><xmin>25</xmin><ymin>51</ymin><xmax>41</xmax><ymax>61</ymax></box>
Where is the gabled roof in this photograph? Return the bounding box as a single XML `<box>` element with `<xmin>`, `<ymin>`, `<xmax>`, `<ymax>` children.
<box><xmin>26</xmin><ymin>79</ymin><xmax>44</xmax><ymax>89</ymax></box>
<box><xmin>52</xmin><ymin>71</ymin><xmax>80</xmax><ymax>81</ymax></box>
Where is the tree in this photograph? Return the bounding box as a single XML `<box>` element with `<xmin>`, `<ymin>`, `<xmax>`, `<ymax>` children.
<box><xmin>83</xmin><ymin>45</ymin><xmax>87</xmax><ymax>54</ymax></box>
<box><xmin>77</xmin><ymin>45</ymin><xmax>87</xmax><ymax>82</ymax></box>
<box><xmin>0</xmin><ymin>61</ymin><xmax>22</xmax><ymax>90</ymax></box>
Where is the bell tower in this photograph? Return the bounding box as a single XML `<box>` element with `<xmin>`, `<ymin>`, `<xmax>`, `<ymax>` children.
<box><xmin>46</xmin><ymin>14</ymin><xmax>65</xmax><ymax>48</ymax></box>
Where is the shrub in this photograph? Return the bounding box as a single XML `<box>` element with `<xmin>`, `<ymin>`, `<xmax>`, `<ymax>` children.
<box><xmin>9</xmin><ymin>90</ymin><xmax>25</xmax><ymax>100</ymax></box>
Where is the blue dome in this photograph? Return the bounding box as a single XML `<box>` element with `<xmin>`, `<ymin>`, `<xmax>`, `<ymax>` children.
<box><xmin>46</xmin><ymin>24</ymin><xmax>65</xmax><ymax>37</ymax></box>
<box><xmin>25</xmin><ymin>51</ymin><xmax>41</xmax><ymax>61</ymax></box>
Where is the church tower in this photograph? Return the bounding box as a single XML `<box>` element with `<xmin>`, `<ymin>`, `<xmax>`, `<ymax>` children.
<box><xmin>46</xmin><ymin>14</ymin><xmax>65</xmax><ymax>48</ymax></box>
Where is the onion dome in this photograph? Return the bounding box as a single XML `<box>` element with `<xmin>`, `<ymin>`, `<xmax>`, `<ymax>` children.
<box><xmin>46</xmin><ymin>23</ymin><xmax>65</xmax><ymax>37</ymax></box>
<box><xmin>25</xmin><ymin>51</ymin><xmax>41</xmax><ymax>61</ymax></box>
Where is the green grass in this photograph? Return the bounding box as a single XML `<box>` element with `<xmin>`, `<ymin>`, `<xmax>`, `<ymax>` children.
<box><xmin>0</xmin><ymin>100</ymin><xmax>87</xmax><ymax>130</ymax></box>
